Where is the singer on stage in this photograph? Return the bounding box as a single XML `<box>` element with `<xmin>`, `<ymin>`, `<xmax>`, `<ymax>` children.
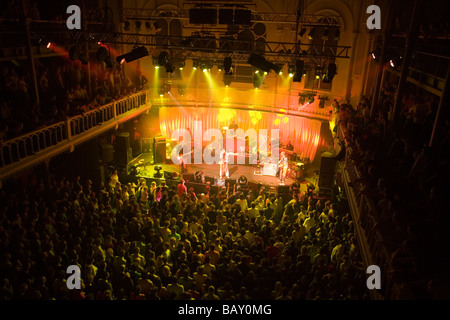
<box><xmin>219</xmin><ymin>149</ymin><xmax>229</xmax><ymax>180</ymax></box>
<box><xmin>278</xmin><ymin>151</ymin><xmax>288</xmax><ymax>184</ymax></box>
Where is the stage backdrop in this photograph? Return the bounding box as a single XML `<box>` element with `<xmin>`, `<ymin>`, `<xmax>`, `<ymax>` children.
<box><xmin>158</xmin><ymin>106</ymin><xmax>329</xmax><ymax>162</ymax></box>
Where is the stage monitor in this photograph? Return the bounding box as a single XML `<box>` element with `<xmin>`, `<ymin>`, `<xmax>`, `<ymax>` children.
<box><xmin>204</xmin><ymin>176</ymin><xmax>217</xmax><ymax>185</ymax></box>
<box><xmin>225</xmin><ymin>178</ymin><xmax>237</xmax><ymax>188</ymax></box>
<box><xmin>164</xmin><ymin>171</ymin><xmax>174</xmax><ymax>180</ymax></box>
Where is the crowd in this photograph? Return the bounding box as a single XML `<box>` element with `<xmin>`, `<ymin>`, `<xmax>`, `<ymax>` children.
<box><xmin>0</xmin><ymin>57</ymin><xmax>146</xmax><ymax>144</ymax></box>
<box><xmin>334</xmin><ymin>80</ymin><xmax>450</xmax><ymax>299</ymax></box>
<box><xmin>0</xmin><ymin>169</ymin><xmax>369</xmax><ymax>300</ymax></box>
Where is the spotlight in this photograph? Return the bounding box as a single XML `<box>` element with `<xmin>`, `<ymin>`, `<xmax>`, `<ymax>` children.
<box><xmin>299</xmin><ymin>28</ymin><xmax>307</xmax><ymax>38</ymax></box>
<box><xmin>46</xmin><ymin>42</ymin><xmax>54</xmax><ymax>49</ymax></box>
<box><xmin>118</xmin><ymin>46</ymin><xmax>148</xmax><ymax>64</ymax></box>
<box><xmin>145</xmin><ymin>21</ymin><xmax>151</xmax><ymax>31</ymax></box>
<box><xmin>178</xmin><ymin>86</ymin><xmax>186</xmax><ymax>96</ymax></box>
<box><xmin>154</xmin><ymin>165</ymin><xmax>163</xmax><ymax>178</ymax></box>
<box><xmin>158</xmin><ymin>88</ymin><xmax>165</xmax><ymax>96</ymax></box>
<box><xmin>334</xmin><ymin>28</ymin><xmax>341</xmax><ymax>40</ymax></box>
<box><xmin>223</xmin><ymin>57</ymin><xmax>232</xmax><ymax>75</ymax></box>
<box><xmin>253</xmin><ymin>72</ymin><xmax>263</xmax><ymax>89</ymax></box>
<box><xmin>247</xmin><ymin>53</ymin><xmax>279</xmax><ymax>74</ymax></box>
<box><xmin>299</xmin><ymin>95</ymin><xmax>306</xmax><ymax>105</ymax></box>
<box><xmin>154</xmin><ymin>21</ymin><xmax>161</xmax><ymax>32</ymax></box>
<box><xmin>288</xmin><ymin>65</ymin><xmax>295</xmax><ymax>77</ymax></box>
<box><xmin>135</xmin><ymin>21</ymin><xmax>141</xmax><ymax>32</ymax></box>
<box><xmin>323</xmin><ymin>63</ymin><xmax>337</xmax><ymax>83</ymax></box>
<box><xmin>308</xmin><ymin>95</ymin><xmax>315</xmax><ymax>104</ymax></box>
<box><xmin>308</xmin><ymin>28</ymin><xmax>316</xmax><ymax>40</ymax></box>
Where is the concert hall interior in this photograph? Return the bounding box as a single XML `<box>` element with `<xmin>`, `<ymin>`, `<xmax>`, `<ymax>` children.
<box><xmin>0</xmin><ymin>0</ymin><xmax>449</xmax><ymax>301</ymax></box>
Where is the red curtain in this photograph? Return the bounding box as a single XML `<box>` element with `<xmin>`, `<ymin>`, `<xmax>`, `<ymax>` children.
<box><xmin>159</xmin><ymin>107</ymin><xmax>324</xmax><ymax>161</ymax></box>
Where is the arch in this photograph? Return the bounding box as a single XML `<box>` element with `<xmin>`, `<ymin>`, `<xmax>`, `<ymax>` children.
<box><xmin>306</xmin><ymin>2</ymin><xmax>353</xmax><ymax>33</ymax></box>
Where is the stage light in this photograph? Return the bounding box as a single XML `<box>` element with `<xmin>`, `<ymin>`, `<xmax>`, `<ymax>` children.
<box><xmin>299</xmin><ymin>28</ymin><xmax>307</xmax><ymax>38</ymax></box>
<box><xmin>178</xmin><ymin>86</ymin><xmax>186</xmax><ymax>96</ymax></box>
<box><xmin>323</xmin><ymin>63</ymin><xmax>337</xmax><ymax>83</ymax></box>
<box><xmin>46</xmin><ymin>42</ymin><xmax>54</xmax><ymax>49</ymax></box>
<box><xmin>135</xmin><ymin>21</ymin><xmax>141</xmax><ymax>32</ymax></box>
<box><xmin>293</xmin><ymin>59</ymin><xmax>304</xmax><ymax>82</ymax></box>
<box><xmin>159</xmin><ymin>88</ymin><xmax>165</xmax><ymax>96</ymax></box>
<box><xmin>155</xmin><ymin>65</ymin><xmax>159</xmax><ymax>69</ymax></box>
<box><xmin>145</xmin><ymin>21</ymin><xmax>151</xmax><ymax>31</ymax></box>
<box><xmin>334</xmin><ymin>28</ymin><xmax>341</xmax><ymax>40</ymax></box>
<box><xmin>299</xmin><ymin>95</ymin><xmax>306</xmax><ymax>104</ymax></box>
<box><xmin>203</xmin><ymin>68</ymin><xmax>208</xmax><ymax>73</ymax></box>
<box><xmin>308</xmin><ymin>28</ymin><xmax>316</xmax><ymax>40</ymax></box>
<box><xmin>371</xmin><ymin>52</ymin><xmax>377</xmax><ymax>59</ymax></box>
<box><xmin>288</xmin><ymin>65</ymin><xmax>295</xmax><ymax>77</ymax></box>
<box><xmin>315</xmin><ymin>75</ymin><xmax>320</xmax><ymax>79</ymax></box>
<box><xmin>117</xmin><ymin>46</ymin><xmax>148</xmax><ymax>64</ymax></box>
<box><xmin>247</xmin><ymin>53</ymin><xmax>279</xmax><ymax>74</ymax></box>
<box><xmin>154</xmin><ymin>165</ymin><xmax>163</xmax><ymax>178</ymax></box>
<box><xmin>263</xmin><ymin>71</ymin><xmax>268</xmax><ymax>75</ymax></box>
<box><xmin>308</xmin><ymin>96</ymin><xmax>315</xmax><ymax>103</ymax></box>
<box><xmin>223</xmin><ymin>57</ymin><xmax>232</xmax><ymax>75</ymax></box>
<box><xmin>124</xmin><ymin>21</ymin><xmax>130</xmax><ymax>31</ymax></box>
<box><xmin>255</xmin><ymin>70</ymin><xmax>259</xmax><ymax>74</ymax></box>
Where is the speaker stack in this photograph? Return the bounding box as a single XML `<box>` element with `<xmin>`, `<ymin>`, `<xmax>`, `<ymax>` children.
<box><xmin>318</xmin><ymin>152</ymin><xmax>337</xmax><ymax>199</ymax></box>
<box><xmin>153</xmin><ymin>136</ymin><xmax>166</xmax><ymax>164</ymax></box>
<box><xmin>115</xmin><ymin>132</ymin><xmax>132</xmax><ymax>166</ymax></box>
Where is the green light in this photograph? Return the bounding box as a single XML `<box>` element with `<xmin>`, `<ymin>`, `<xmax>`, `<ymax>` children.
<box><xmin>255</xmin><ymin>70</ymin><xmax>259</xmax><ymax>74</ymax></box>
<box><xmin>288</xmin><ymin>73</ymin><xmax>293</xmax><ymax>77</ymax></box>
<box><xmin>155</xmin><ymin>66</ymin><xmax>159</xmax><ymax>69</ymax></box>
<box><xmin>264</xmin><ymin>71</ymin><xmax>268</xmax><ymax>75</ymax></box>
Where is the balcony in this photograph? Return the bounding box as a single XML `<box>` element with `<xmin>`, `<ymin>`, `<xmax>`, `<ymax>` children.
<box><xmin>0</xmin><ymin>90</ymin><xmax>150</xmax><ymax>180</ymax></box>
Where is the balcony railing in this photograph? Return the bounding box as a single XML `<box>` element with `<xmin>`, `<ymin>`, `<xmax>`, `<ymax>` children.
<box><xmin>336</xmin><ymin>120</ymin><xmax>392</xmax><ymax>299</ymax></box>
<box><xmin>0</xmin><ymin>90</ymin><xmax>150</xmax><ymax>179</ymax></box>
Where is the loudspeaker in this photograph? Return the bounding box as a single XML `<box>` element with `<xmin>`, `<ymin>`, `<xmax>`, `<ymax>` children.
<box><xmin>318</xmin><ymin>187</ymin><xmax>333</xmax><ymax>199</ymax></box>
<box><xmin>115</xmin><ymin>132</ymin><xmax>131</xmax><ymax>165</ymax></box>
<box><xmin>219</xmin><ymin>9</ymin><xmax>233</xmax><ymax>24</ymax></box>
<box><xmin>189</xmin><ymin>8</ymin><xmax>217</xmax><ymax>24</ymax></box>
<box><xmin>183</xmin><ymin>173</ymin><xmax>195</xmax><ymax>182</ymax></box>
<box><xmin>101</xmin><ymin>144</ymin><xmax>114</xmax><ymax>163</ymax></box>
<box><xmin>210</xmin><ymin>185</ymin><xmax>220</xmax><ymax>196</ymax></box>
<box><xmin>225</xmin><ymin>178</ymin><xmax>236</xmax><ymax>188</ymax></box>
<box><xmin>234</xmin><ymin>9</ymin><xmax>251</xmax><ymax>25</ymax></box>
<box><xmin>248</xmin><ymin>181</ymin><xmax>261</xmax><ymax>193</ymax></box>
<box><xmin>319</xmin><ymin>154</ymin><xmax>337</xmax><ymax>188</ymax></box>
<box><xmin>153</xmin><ymin>136</ymin><xmax>166</xmax><ymax>164</ymax></box>
<box><xmin>186</xmin><ymin>182</ymin><xmax>205</xmax><ymax>194</ymax></box>
<box><xmin>204</xmin><ymin>176</ymin><xmax>217</xmax><ymax>185</ymax></box>
<box><xmin>277</xmin><ymin>185</ymin><xmax>291</xmax><ymax>194</ymax></box>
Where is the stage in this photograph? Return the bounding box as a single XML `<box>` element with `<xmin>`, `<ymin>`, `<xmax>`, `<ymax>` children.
<box><xmin>127</xmin><ymin>153</ymin><xmax>320</xmax><ymax>194</ymax></box>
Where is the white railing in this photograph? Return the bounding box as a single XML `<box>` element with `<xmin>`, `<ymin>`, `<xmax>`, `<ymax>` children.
<box><xmin>0</xmin><ymin>90</ymin><xmax>149</xmax><ymax>171</ymax></box>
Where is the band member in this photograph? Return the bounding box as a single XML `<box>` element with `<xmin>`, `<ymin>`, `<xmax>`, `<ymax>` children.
<box><xmin>278</xmin><ymin>151</ymin><xmax>288</xmax><ymax>184</ymax></box>
<box><xmin>219</xmin><ymin>149</ymin><xmax>229</xmax><ymax>180</ymax></box>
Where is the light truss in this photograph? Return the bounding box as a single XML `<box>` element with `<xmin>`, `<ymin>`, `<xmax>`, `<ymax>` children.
<box><xmin>122</xmin><ymin>7</ymin><xmax>341</xmax><ymax>26</ymax></box>
<box><xmin>29</xmin><ymin>30</ymin><xmax>351</xmax><ymax>62</ymax></box>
